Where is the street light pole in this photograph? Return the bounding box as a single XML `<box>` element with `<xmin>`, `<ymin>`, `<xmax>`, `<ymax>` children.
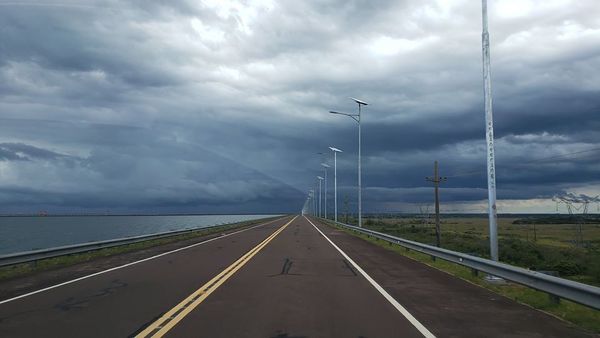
<box><xmin>302</xmin><ymin>197</ymin><xmax>309</xmax><ymax>215</ymax></box>
<box><xmin>325</xmin><ymin>168</ymin><xmax>328</xmax><ymax>219</ymax></box>
<box><xmin>329</xmin><ymin>147</ymin><xmax>343</xmax><ymax>223</ymax></box>
<box><xmin>329</xmin><ymin>97</ymin><xmax>368</xmax><ymax>227</ymax></box>
<box><xmin>314</xmin><ymin>189</ymin><xmax>317</xmax><ymax>216</ymax></box>
<box><xmin>321</xmin><ymin>163</ymin><xmax>330</xmax><ymax>220</ymax></box>
<box><xmin>317</xmin><ymin>176</ymin><xmax>324</xmax><ymax>218</ymax></box>
<box><xmin>314</xmin><ymin>183</ymin><xmax>318</xmax><ymax>217</ymax></box>
<box><xmin>309</xmin><ymin>189</ymin><xmax>315</xmax><ymax>216</ymax></box>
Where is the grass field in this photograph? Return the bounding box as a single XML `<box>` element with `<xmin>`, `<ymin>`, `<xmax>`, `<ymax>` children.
<box><xmin>355</xmin><ymin>214</ymin><xmax>600</xmax><ymax>287</ymax></box>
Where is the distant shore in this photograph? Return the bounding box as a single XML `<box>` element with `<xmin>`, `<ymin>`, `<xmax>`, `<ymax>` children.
<box><xmin>0</xmin><ymin>212</ymin><xmax>285</xmax><ymax>217</ymax></box>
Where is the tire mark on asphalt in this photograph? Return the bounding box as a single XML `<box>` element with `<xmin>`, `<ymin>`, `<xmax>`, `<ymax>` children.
<box><xmin>280</xmin><ymin>258</ymin><xmax>293</xmax><ymax>275</ymax></box>
<box><xmin>54</xmin><ymin>279</ymin><xmax>128</xmax><ymax>311</ymax></box>
<box><xmin>342</xmin><ymin>259</ymin><xmax>358</xmax><ymax>276</ymax></box>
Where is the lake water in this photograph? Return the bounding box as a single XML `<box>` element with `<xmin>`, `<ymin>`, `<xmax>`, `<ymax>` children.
<box><xmin>0</xmin><ymin>214</ymin><xmax>277</xmax><ymax>255</ymax></box>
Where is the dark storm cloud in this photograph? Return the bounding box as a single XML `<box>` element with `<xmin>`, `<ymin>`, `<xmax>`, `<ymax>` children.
<box><xmin>0</xmin><ymin>142</ymin><xmax>74</xmax><ymax>161</ymax></box>
<box><xmin>0</xmin><ymin>0</ymin><xmax>598</xmax><ymax>213</ymax></box>
<box><xmin>0</xmin><ymin>120</ymin><xmax>304</xmax><ymax>213</ymax></box>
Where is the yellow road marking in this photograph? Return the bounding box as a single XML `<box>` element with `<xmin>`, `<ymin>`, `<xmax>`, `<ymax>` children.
<box><xmin>136</xmin><ymin>215</ymin><xmax>298</xmax><ymax>338</ymax></box>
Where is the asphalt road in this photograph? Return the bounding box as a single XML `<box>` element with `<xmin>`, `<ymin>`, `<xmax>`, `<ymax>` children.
<box><xmin>0</xmin><ymin>216</ymin><xmax>292</xmax><ymax>337</ymax></box>
<box><xmin>0</xmin><ymin>215</ymin><xmax>593</xmax><ymax>337</ymax></box>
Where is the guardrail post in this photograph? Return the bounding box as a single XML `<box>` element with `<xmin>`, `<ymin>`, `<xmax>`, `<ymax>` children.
<box><xmin>471</xmin><ymin>268</ymin><xmax>479</xmax><ymax>277</ymax></box>
<box><xmin>549</xmin><ymin>294</ymin><xmax>560</xmax><ymax>305</ymax></box>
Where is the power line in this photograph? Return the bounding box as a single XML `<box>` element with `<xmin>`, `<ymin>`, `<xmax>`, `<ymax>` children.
<box><xmin>518</xmin><ymin>147</ymin><xmax>600</xmax><ymax>164</ymax></box>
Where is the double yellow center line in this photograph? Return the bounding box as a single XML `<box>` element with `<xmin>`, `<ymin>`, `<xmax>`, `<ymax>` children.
<box><xmin>136</xmin><ymin>215</ymin><xmax>298</xmax><ymax>338</ymax></box>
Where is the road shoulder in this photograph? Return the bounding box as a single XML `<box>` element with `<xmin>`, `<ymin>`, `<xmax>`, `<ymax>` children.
<box><xmin>312</xmin><ymin>217</ymin><xmax>594</xmax><ymax>338</ymax></box>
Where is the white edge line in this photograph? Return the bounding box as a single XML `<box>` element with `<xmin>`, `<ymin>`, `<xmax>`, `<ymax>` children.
<box><xmin>304</xmin><ymin>216</ymin><xmax>436</xmax><ymax>338</ymax></box>
<box><xmin>0</xmin><ymin>216</ymin><xmax>289</xmax><ymax>306</ymax></box>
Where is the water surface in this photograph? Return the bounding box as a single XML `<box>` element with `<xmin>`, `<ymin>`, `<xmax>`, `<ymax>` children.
<box><xmin>0</xmin><ymin>214</ymin><xmax>277</xmax><ymax>255</ymax></box>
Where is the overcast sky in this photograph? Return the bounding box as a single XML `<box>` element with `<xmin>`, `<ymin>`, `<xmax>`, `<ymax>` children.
<box><xmin>0</xmin><ymin>0</ymin><xmax>599</xmax><ymax>214</ymax></box>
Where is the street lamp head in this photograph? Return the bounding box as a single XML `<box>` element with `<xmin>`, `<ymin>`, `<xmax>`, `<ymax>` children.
<box><xmin>329</xmin><ymin>110</ymin><xmax>356</xmax><ymax>116</ymax></box>
<box><xmin>321</xmin><ymin>163</ymin><xmax>330</xmax><ymax>168</ymax></box>
<box><xmin>350</xmin><ymin>97</ymin><xmax>368</xmax><ymax>106</ymax></box>
<box><xmin>329</xmin><ymin>110</ymin><xmax>360</xmax><ymax>123</ymax></box>
<box><xmin>329</xmin><ymin>146</ymin><xmax>343</xmax><ymax>153</ymax></box>
<box><xmin>317</xmin><ymin>176</ymin><xmax>324</xmax><ymax>180</ymax></box>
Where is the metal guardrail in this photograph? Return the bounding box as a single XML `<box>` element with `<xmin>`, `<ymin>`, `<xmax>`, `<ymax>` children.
<box><xmin>0</xmin><ymin>216</ymin><xmax>279</xmax><ymax>268</ymax></box>
<box><xmin>329</xmin><ymin>219</ymin><xmax>600</xmax><ymax>310</ymax></box>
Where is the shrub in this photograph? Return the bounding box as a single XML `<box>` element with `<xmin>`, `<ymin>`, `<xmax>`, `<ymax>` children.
<box><xmin>549</xmin><ymin>260</ymin><xmax>584</xmax><ymax>276</ymax></box>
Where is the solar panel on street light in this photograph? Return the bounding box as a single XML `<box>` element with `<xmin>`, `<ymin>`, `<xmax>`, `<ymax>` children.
<box><xmin>350</xmin><ymin>97</ymin><xmax>368</xmax><ymax>106</ymax></box>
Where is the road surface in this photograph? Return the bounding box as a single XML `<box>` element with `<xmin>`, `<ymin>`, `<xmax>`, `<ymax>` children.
<box><xmin>0</xmin><ymin>215</ymin><xmax>592</xmax><ymax>337</ymax></box>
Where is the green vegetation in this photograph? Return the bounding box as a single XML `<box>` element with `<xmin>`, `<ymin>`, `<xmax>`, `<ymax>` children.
<box><xmin>0</xmin><ymin>216</ymin><xmax>280</xmax><ymax>281</ymax></box>
<box><xmin>327</xmin><ymin>217</ymin><xmax>600</xmax><ymax>333</ymax></box>
<box><xmin>358</xmin><ymin>215</ymin><xmax>600</xmax><ymax>286</ymax></box>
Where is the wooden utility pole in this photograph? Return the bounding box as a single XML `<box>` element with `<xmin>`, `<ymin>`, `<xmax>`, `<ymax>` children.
<box><xmin>426</xmin><ymin>161</ymin><xmax>447</xmax><ymax>247</ymax></box>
